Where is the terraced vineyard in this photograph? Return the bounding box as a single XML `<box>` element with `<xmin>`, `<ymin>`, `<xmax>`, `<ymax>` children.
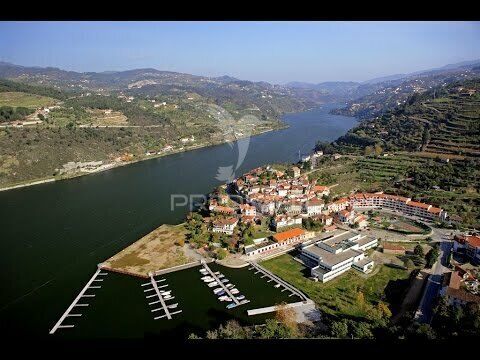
<box><xmin>354</xmin><ymin>154</ymin><xmax>428</xmax><ymax>183</ymax></box>
<box><xmin>336</xmin><ymin>79</ymin><xmax>480</xmax><ymax>160</ymax></box>
<box><xmin>421</xmin><ymin>94</ymin><xmax>480</xmax><ymax>159</ymax></box>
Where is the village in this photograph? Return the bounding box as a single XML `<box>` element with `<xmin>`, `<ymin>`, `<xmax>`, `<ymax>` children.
<box><xmin>187</xmin><ymin>157</ymin><xmax>480</xmax><ymax>320</ymax></box>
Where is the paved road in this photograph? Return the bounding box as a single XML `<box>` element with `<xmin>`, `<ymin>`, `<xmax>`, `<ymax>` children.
<box><xmin>416</xmin><ymin>239</ymin><xmax>453</xmax><ymax>323</ymax></box>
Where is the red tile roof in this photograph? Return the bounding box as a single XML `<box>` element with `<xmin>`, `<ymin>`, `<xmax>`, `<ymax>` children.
<box><xmin>407</xmin><ymin>201</ymin><xmax>431</xmax><ymax>209</ymax></box>
<box><xmin>273</xmin><ymin>228</ymin><xmax>305</xmax><ymax>243</ymax></box>
<box><xmin>466</xmin><ymin>236</ymin><xmax>480</xmax><ymax>248</ymax></box>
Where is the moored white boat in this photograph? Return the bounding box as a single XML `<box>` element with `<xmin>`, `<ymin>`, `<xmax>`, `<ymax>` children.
<box><xmin>230</xmin><ymin>288</ymin><xmax>239</xmax><ymax>294</ymax></box>
<box><xmin>207</xmin><ymin>281</ymin><xmax>219</xmax><ymax>287</ymax></box>
<box><xmin>213</xmin><ymin>288</ymin><xmax>223</xmax><ymax>294</ymax></box>
<box><xmin>236</xmin><ymin>295</ymin><xmax>245</xmax><ymax>300</ymax></box>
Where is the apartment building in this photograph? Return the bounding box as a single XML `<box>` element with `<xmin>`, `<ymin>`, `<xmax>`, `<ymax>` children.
<box><xmin>300</xmin><ymin>230</ymin><xmax>377</xmax><ymax>282</ymax></box>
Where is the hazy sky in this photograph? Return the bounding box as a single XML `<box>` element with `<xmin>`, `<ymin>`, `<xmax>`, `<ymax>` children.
<box><xmin>1</xmin><ymin>21</ymin><xmax>480</xmax><ymax>84</ymax></box>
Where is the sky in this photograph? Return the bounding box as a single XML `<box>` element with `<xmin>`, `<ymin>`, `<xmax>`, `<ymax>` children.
<box><xmin>1</xmin><ymin>21</ymin><xmax>480</xmax><ymax>84</ymax></box>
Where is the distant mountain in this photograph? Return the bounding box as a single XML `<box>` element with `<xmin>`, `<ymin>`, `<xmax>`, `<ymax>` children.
<box><xmin>361</xmin><ymin>74</ymin><xmax>407</xmax><ymax>85</ymax></box>
<box><xmin>213</xmin><ymin>75</ymin><xmax>239</xmax><ymax>84</ymax></box>
<box><xmin>332</xmin><ymin>62</ymin><xmax>480</xmax><ymax>119</ymax></box>
<box><xmin>285</xmin><ymin>59</ymin><xmax>480</xmax><ymax>103</ymax></box>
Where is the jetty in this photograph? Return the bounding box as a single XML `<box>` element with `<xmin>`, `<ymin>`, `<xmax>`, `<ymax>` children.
<box><xmin>143</xmin><ymin>272</ymin><xmax>182</xmax><ymax>320</ymax></box>
<box><xmin>201</xmin><ymin>260</ymin><xmax>246</xmax><ymax>307</ymax></box>
<box><xmin>248</xmin><ymin>261</ymin><xmax>309</xmax><ymax>301</ymax></box>
<box><xmin>49</xmin><ymin>266</ymin><xmax>108</xmax><ymax>335</ymax></box>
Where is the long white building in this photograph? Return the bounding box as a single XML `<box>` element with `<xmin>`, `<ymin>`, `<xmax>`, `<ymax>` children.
<box><xmin>348</xmin><ymin>192</ymin><xmax>448</xmax><ymax>221</ymax></box>
<box><xmin>300</xmin><ymin>230</ymin><xmax>377</xmax><ymax>283</ymax></box>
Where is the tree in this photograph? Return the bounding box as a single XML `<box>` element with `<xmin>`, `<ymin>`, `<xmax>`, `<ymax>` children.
<box><xmin>374</xmin><ymin>143</ymin><xmax>383</xmax><ymax>156</ymax></box>
<box><xmin>258</xmin><ymin>319</ymin><xmax>294</xmax><ymax>339</ymax></box>
<box><xmin>244</xmin><ymin>237</ymin><xmax>254</xmax><ymax>246</ymax></box>
<box><xmin>205</xmin><ymin>329</ymin><xmax>219</xmax><ymax>339</ymax></box>
<box><xmin>351</xmin><ymin>321</ymin><xmax>374</xmax><ymax>339</ymax></box>
<box><xmin>356</xmin><ymin>291</ymin><xmax>366</xmax><ymax>308</ymax></box>
<box><xmin>364</xmin><ymin>146</ymin><xmax>374</xmax><ymax>156</ymax></box>
<box><xmin>425</xmin><ymin>246</ymin><xmax>439</xmax><ymax>268</ymax></box>
<box><xmin>330</xmin><ymin>320</ymin><xmax>349</xmax><ymax>338</ymax></box>
<box><xmin>275</xmin><ymin>302</ymin><xmax>299</xmax><ymax>336</ymax></box>
<box><xmin>411</xmin><ymin>323</ymin><xmax>436</xmax><ymax>340</ymax></box>
<box><xmin>414</xmin><ymin>244</ymin><xmax>424</xmax><ymax>257</ymax></box>
<box><xmin>216</xmin><ymin>248</ymin><xmax>227</xmax><ymax>260</ymax></box>
<box><xmin>404</xmin><ymin>258</ymin><xmax>415</xmax><ymax>270</ymax></box>
<box><xmin>217</xmin><ymin>320</ymin><xmax>250</xmax><ymax>339</ymax></box>
<box><xmin>315</xmin><ymin>141</ymin><xmax>335</xmax><ymax>155</ymax></box>
<box><xmin>376</xmin><ymin>302</ymin><xmax>392</xmax><ymax>319</ymax></box>
<box><xmin>37</xmin><ymin>113</ymin><xmax>45</xmax><ymax>121</ymax></box>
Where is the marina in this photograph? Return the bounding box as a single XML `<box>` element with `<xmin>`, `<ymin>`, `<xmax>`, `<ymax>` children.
<box><xmin>0</xmin><ymin>105</ymin><xmax>355</xmax><ymax>337</ymax></box>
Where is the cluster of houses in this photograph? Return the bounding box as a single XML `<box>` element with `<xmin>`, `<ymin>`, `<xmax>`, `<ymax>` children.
<box><xmin>233</xmin><ymin>165</ymin><xmax>338</xmax><ymax>231</ymax></box>
<box><xmin>201</xmin><ymin>165</ymin><xmax>452</xmax><ymax>284</ymax></box>
<box><xmin>205</xmin><ymin>164</ymin><xmax>448</xmax><ymax>245</ymax></box>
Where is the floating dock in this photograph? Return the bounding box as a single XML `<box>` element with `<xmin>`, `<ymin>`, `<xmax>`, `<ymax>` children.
<box><xmin>49</xmin><ymin>266</ymin><xmax>108</xmax><ymax>335</ymax></box>
<box><xmin>143</xmin><ymin>272</ymin><xmax>182</xmax><ymax>320</ymax></box>
<box><xmin>200</xmin><ymin>260</ymin><xmax>250</xmax><ymax>308</ymax></box>
<box><xmin>248</xmin><ymin>261</ymin><xmax>308</xmax><ymax>301</ymax></box>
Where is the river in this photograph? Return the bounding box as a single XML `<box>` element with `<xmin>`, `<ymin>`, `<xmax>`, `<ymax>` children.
<box><xmin>0</xmin><ymin>104</ymin><xmax>357</xmax><ymax>339</ymax></box>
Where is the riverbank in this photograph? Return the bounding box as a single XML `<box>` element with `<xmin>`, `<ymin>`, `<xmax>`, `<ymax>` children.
<box><xmin>0</xmin><ymin>104</ymin><xmax>359</xmax><ymax>337</ymax></box>
<box><xmin>0</xmin><ymin>123</ymin><xmax>287</xmax><ymax>192</ymax></box>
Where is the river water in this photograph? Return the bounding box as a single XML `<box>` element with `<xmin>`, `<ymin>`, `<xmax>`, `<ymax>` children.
<box><xmin>0</xmin><ymin>104</ymin><xmax>357</xmax><ymax>339</ymax></box>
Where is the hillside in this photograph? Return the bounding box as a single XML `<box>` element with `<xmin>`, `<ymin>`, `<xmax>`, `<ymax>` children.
<box><xmin>335</xmin><ymin>79</ymin><xmax>480</xmax><ymax>158</ymax></box>
<box><xmin>332</xmin><ymin>62</ymin><xmax>480</xmax><ymax>119</ymax></box>
<box><xmin>312</xmin><ymin>79</ymin><xmax>480</xmax><ymax>227</ymax></box>
<box><xmin>0</xmin><ymin>62</ymin><xmax>326</xmax><ymax>187</ymax></box>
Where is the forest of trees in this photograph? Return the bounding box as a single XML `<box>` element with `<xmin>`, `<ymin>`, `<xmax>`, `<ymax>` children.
<box><xmin>0</xmin><ymin>106</ymin><xmax>34</xmax><ymax>122</ymax></box>
<box><xmin>0</xmin><ymin>78</ymin><xmax>69</xmax><ymax>100</ymax></box>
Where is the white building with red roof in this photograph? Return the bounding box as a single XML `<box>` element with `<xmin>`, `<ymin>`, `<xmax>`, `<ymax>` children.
<box><xmin>304</xmin><ymin>199</ymin><xmax>325</xmax><ymax>216</ymax></box>
<box><xmin>212</xmin><ymin>217</ymin><xmax>239</xmax><ymax>235</ymax></box>
<box><xmin>454</xmin><ymin>235</ymin><xmax>480</xmax><ymax>264</ymax></box>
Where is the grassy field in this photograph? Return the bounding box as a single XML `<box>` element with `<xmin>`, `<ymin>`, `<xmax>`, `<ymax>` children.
<box><xmin>0</xmin><ymin>91</ymin><xmax>56</xmax><ymax>109</ymax></box>
<box><xmin>102</xmin><ymin>224</ymin><xmax>192</xmax><ymax>276</ymax></box>
<box><xmin>261</xmin><ymin>253</ymin><xmax>410</xmax><ymax>320</ymax></box>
